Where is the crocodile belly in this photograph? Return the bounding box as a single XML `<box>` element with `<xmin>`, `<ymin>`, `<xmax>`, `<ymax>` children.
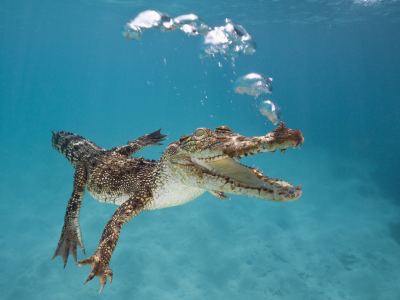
<box><xmin>147</xmin><ymin>186</ymin><xmax>206</xmax><ymax>210</ymax></box>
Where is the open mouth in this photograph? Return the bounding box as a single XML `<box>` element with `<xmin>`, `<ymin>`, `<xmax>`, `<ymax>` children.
<box><xmin>191</xmin><ymin>148</ymin><xmax>302</xmax><ymax>202</ymax></box>
<box><xmin>172</xmin><ymin>124</ymin><xmax>304</xmax><ymax>202</ymax></box>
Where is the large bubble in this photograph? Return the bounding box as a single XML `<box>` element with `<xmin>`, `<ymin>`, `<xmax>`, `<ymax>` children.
<box><xmin>174</xmin><ymin>14</ymin><xmax>212</xmax><ymax>36</ymax></box>
<box><xmin>233</xmin><ymin>73</ymin><xmax>273</xmax><ymax>98</ymax></box>
<box><xmin>122</xmin><ymin>10</ymin><xmax>176</xmax><ymax>40</ymax></box>
<box><xmin>259</xmin><ymin>100</ymin><xmax>283</xmax><ymax>126</ymax></box>
<box><xmin>199</xmin><ymin>19</ymin><xmax>257</xmax><ymax>58</ymax></box>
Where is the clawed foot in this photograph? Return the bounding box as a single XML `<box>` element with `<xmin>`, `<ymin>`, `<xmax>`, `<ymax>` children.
<box><xmin>52</xmin><ymin>225</ymin><xmax>85</xmax><ymax>267</ymax></box>
<box><xmin>77</xmin><ymin>255</ymin><xmax>113</xmax><ymax>293</ymax></box>
<box><xmin>134</xmin><ymin>128</ymin><xmax>168</xmax><ymax>148</ymax></box>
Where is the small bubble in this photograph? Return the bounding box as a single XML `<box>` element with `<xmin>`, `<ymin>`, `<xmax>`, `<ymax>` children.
<box><xmin>122</xmin><ymin>24</ymin><xmax>142</xmax><ymax>40</ymax></box>
<box><xmin>259</xmin><ymin>100</ymin><xmax>283</xmax><ymax>126</ymax></box>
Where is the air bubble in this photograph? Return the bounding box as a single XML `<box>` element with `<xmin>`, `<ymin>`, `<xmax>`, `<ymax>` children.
<box><xmin>174</xmin><ymin>14</ymin><xmax>212</xmax><ymax>36</ymax></box>
<box><xmin>122</xmin><ymin>10</ymin><xmax>176</xmax><ymax>40</ymax></box>
<box><xmin>233</xmin><ymin>73</ymin><xmax>273</xmax><ymax>98</ymax></box>
<box><xmin>259</xmin><ymin>100</ymin><xmax>283</xmax><ymax>126</ymax></box>
<box><xmin>199</xmin><ymin>19</ymin><xmax>257</xmax><ymax>59</ymax></box>
<box><xmin>122</xmin><ymin>24</ymin><xmax>142</xmax><ymax>40</ymax></box>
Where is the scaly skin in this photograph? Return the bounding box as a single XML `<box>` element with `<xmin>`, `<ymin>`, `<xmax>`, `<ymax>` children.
<box><xmin>51</xmin><ymin>124</ymin><xmax>304</xmax><ymax>292</ymax></box>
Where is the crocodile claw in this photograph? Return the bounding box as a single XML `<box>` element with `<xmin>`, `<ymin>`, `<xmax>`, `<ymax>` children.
<box><xmin>52</xmin><ymin>225</ymin><xmax>85</xmax><ymax>267</ymax></box>
<box><xmin>77</xmin><ymin>255</ymin><xmax>113</xmax><ymax>293</ymax></box>
<box><xmin>135</xmin><ymin>128</ymin><xmax>168</xmax><ymax>147</ymax></box>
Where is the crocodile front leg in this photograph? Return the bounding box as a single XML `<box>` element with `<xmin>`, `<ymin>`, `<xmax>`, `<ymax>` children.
<box><xmin>112</xmin><ymin>128</ymin><xmax>167</xmax><ymax>156</ymax></box>
<box><xmin>77</xmin><ymin>191</ymin><xmax>151</xmax><ymax>293</ymax></box>
<box><xmin>52</xmin><ymin>162</ymin><xmax>87</xmax><ymax>267</ymax></box>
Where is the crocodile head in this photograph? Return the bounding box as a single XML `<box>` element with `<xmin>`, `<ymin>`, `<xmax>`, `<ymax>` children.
<box><xmin>165</xmin><ymin>123</ymin><xmax>304</xmax><ymax>202</ymax></box>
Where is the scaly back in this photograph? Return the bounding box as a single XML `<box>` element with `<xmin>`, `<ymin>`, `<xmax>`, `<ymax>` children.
<box><xmin>52</xmin><ymin>131</ymin><xmax>104</xmax><ymax>168</ymax></box>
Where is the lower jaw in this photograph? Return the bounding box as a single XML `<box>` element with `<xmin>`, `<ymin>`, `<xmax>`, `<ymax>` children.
<box><xmin>210</xmin><ymin>180</ymin><xmax>300</xmax><ymax>202</ymax></box>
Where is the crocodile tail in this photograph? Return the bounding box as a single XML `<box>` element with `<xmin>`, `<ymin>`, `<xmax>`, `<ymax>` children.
<box><xmin>52</xmin><ymin>131</ymin><xmax>103</xmax><ymax>168</ymax></box>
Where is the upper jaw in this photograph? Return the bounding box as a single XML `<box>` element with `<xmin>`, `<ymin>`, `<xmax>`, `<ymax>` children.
<box><xmin>193</xmin><ymin>123</ymin><xmax>304</xmax><ymax>160</ymax></box>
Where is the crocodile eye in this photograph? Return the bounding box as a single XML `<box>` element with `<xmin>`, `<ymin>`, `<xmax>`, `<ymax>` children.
<box><xmin>194</xmin><ymin>129</ymin><xmax>207</xmax><ymax>139</ymax></box>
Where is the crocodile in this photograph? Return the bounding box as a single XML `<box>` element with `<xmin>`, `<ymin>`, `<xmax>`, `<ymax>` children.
<box><xmin>51</xmin><ymin>123</ymin><xmax>304</xmax><ymax>292</ymax></box>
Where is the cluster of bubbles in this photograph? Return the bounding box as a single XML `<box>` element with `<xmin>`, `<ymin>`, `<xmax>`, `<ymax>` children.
<box><xmin>233</xmin><ymin>73</ymin><xmax>283</xmax><ymax>126</ymax></box>
<box><xmin>122</xmin><ymin>10</ymin><xmax>256</xmax><ymax>59</ymax></box>
<box><xmin>122</xmin><ymin>11</ymin><xmax>285</xmax><ymax>127</ymax></box>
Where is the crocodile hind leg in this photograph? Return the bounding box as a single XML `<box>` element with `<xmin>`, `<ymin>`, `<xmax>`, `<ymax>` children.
<box><xmin>77</xmin><ymin>191</ymin><xmax>150</xmax><ymax>293</ymax></box>
<box><xmin>52</xmin><ymin>162</ymin><xmax>87</xmax><ymax>267</ymax></box>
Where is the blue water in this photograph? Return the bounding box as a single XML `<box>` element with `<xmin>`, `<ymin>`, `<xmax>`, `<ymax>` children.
<box><xmin>1</xmin><ymin>0</ymin><xmax>400</xmax><ymax>299</ymax></box>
